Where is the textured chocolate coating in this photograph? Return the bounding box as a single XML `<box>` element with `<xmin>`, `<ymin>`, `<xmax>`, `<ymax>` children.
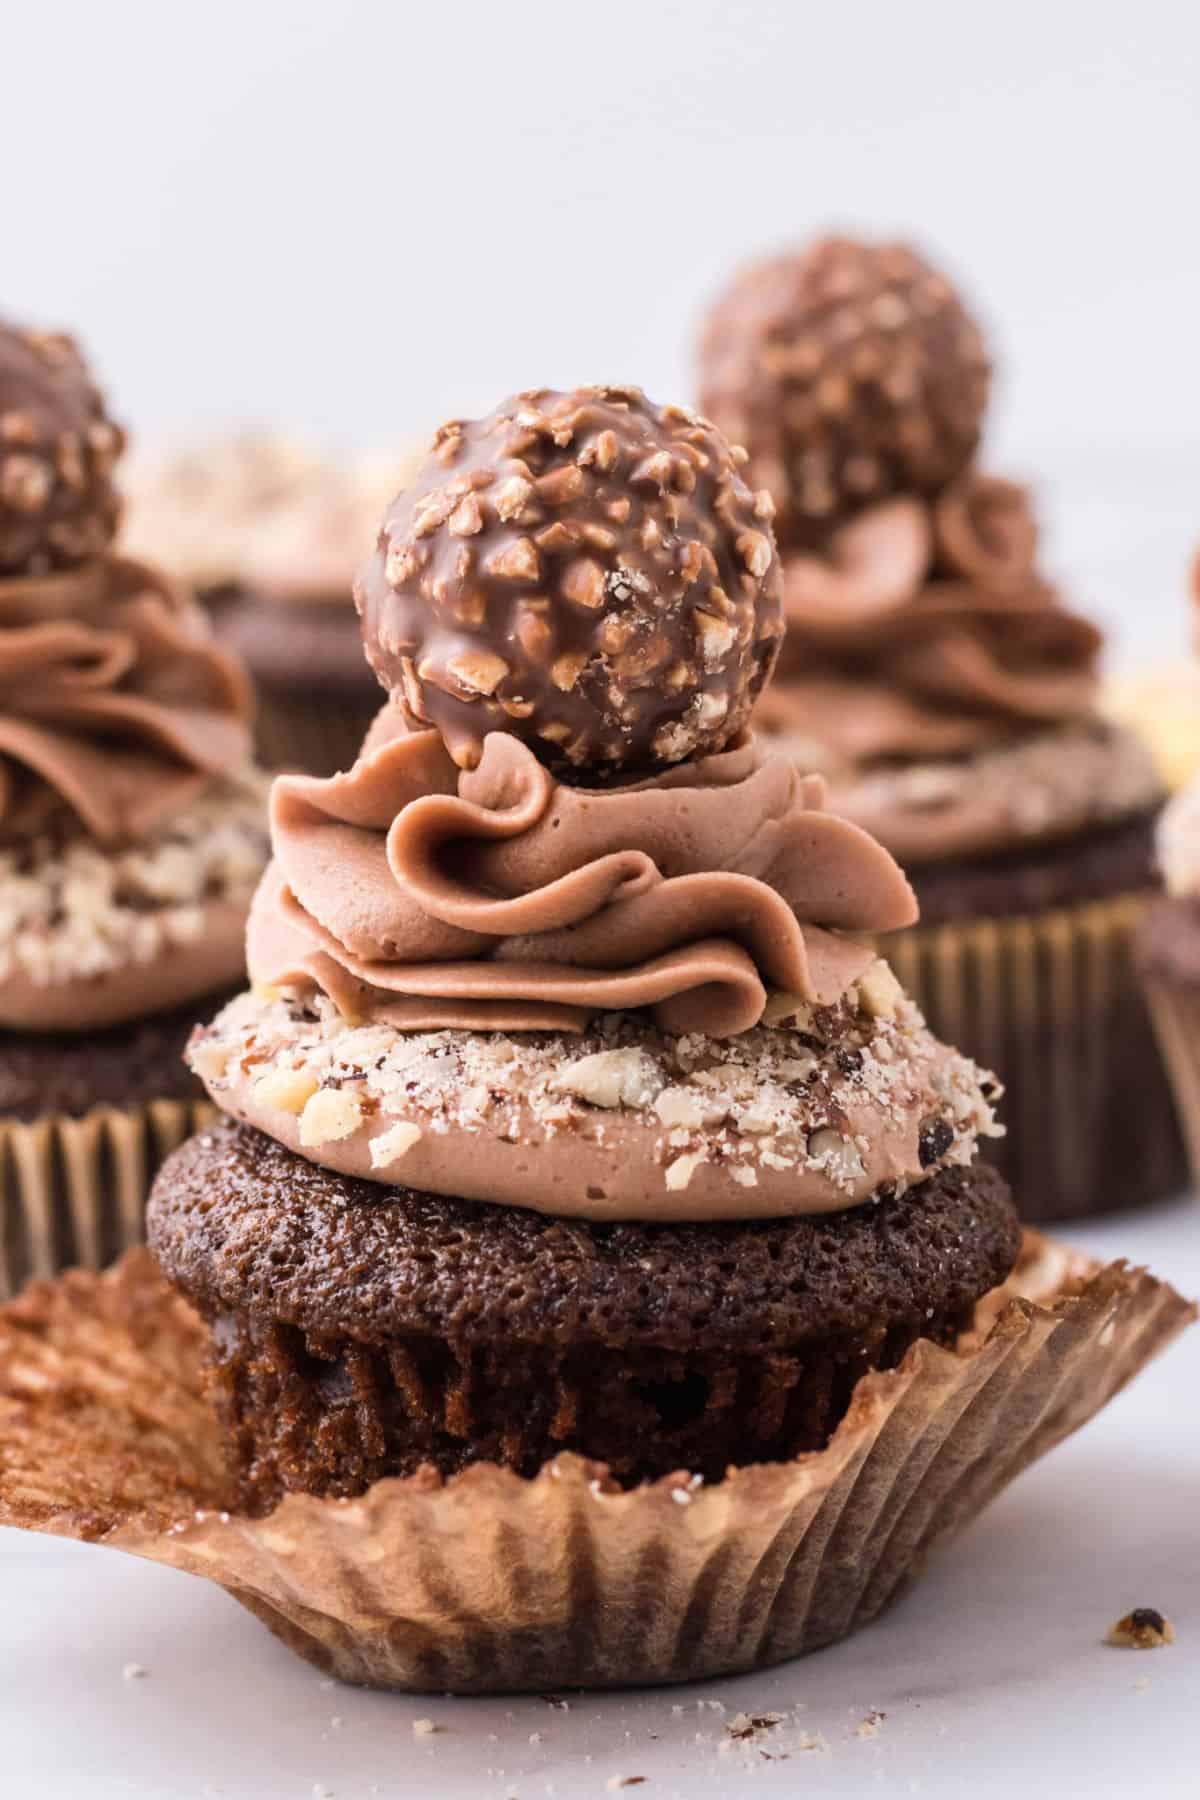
<box><xmin>0</xmin><ymin>323</ymin><xmax>125</xmax><ymax>573</ymax></box>
<box><xmin>356</xmin><ymin>386</ymin><xmax>784</xmax><ymax>775</ymax></box>
<box><xmin>698</xmin><ymin>238</ymin><xmax>990</xmax><ymax>548</ymax></box>
<box><xmin>148</xmin><ymin>1118</ymin><xmax>1020</xmax><ymax>1499</ymax></box>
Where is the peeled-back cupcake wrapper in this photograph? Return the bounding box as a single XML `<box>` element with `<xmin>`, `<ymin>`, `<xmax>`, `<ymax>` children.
<box><xmin>1143</xmin><ymin>977</ymin><xmax>1200</xmax><ymax>1187</ymax></box>
<box><xmin>883</xmin><ymin>892</ymin><xmax>1187</xmax><ymax>1223</ymax></box>
<box><xmin>253</xmin><ymin>689</ymin><xmax>383</xmax><ymax>776</ymax></box>
<box><xmin>0</xmin><ymin>1100</ymin><xmax>215</xmax><ymax>1301</ymax></box>
<box><xmin>0</xmin><ymin>1239</ymin><xmax>1190</xmax><ymax>1693</ymax></box>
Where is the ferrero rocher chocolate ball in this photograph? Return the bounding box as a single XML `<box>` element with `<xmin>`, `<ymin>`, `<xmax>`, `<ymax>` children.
<box><xmin>0</xmin><ymin>323</ymin><xmax>126</xmax><ymax>573</ymax></box>
<box><xmin>698</xmin><ymin>237</ymin><xmax>990</xmax><ymax>548</ymax></box>
<box><xmin>356</xmin><ymin>385</ymin><xmax>784</xmax><ymax>775</ymax></box>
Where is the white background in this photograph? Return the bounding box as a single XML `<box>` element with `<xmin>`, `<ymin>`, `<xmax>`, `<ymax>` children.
<box><xmin>5</xmin><ymin>0</ymin><xmax>1200</xmax><ymax>661</ymax></box>
<box><xmin>3</xmin><ymin>6</ymin><xmax>1199</xmax><ymax>1793</ymax></box>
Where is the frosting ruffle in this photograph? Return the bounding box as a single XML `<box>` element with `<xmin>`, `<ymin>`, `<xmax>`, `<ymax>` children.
<box><xmin>0</xmin><ymin>557</ymin><xmax>255</xmax><ymax>846</ymax></box>
<box><xmin>248</xmin><ymin>708</ymin><xmax>918</xmax><ymax>1039</ymax></box>
<box><xmin>757</xmin><ymin>475</ymin><xmax>1102</xmax><ymax>764</ymax></box>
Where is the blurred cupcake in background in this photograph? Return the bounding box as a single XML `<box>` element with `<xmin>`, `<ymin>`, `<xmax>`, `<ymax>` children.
<box><xmin>0</xmin><ymin>320</ymin><xmax>269</xmax><ymax>1295</ymax></box>
<box><xmin>1101</xmin><ymin>545</ymin><xmax>1200</xmax><ymax>794</ymax></box>
<box><xmin>698</xmin><ymin>236</ymin><xmax>1182</xmax><ymax>1221</ymax></box>
<box><xmin>126</xmin><ymin>432</ymin><xmax>420</xmax><ymax>774</ymax></box>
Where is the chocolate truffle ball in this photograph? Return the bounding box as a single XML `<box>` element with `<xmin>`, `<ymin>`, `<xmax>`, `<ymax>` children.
<box><xmin>0</xmin><ymin>322</ymin><xmax>126</xmax><ymax>573</ymax></box>
<box><xmin>698</xmin><ymin>238</ymin><xmax>990</xmax><ymax>548</ymax></box>
<box><xmin>356</xmin><ymin>385</ymin><xmax>784</xmax><ymax>775</ymax></box>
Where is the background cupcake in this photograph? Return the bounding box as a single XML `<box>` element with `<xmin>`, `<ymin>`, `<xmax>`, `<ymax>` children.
<box><xmin>0</xmin><ymin>320</ymin><xmax>269</xmax><ymax>1296</ymax></box>
<box><xmin>119</xmin><ymin>386</ymin><xmax>1187</xmax><ymax>1692</ymax></box>
<box><xmin>126</xmin><ymin>432</ymin><xmax>419</xmax><ymax>774</ymax></box>
<box><xmin>698</xmin><ymin>236</ymin><xmax>1182</xmax><ymax>1222</ymax></box>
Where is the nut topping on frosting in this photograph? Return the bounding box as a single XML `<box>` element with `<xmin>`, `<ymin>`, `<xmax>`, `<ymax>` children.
<box><xmin>698</xmin><ymin>238</ymin><xmax>989</xmax><ymax>547</ymax></box>
<box><xmin>0</xmin><ymin>322</ymin><xmax>125</xmax><ymax>574</ymax></box>
<box><xmin>356</xmin><ymin>385</ymin><xmax>784</xmax><ymax>775</ymax></box>
<box><xmin>189</xmin><ymin>982</ymin><xmax>1003</xmax><ymax>1221</ymax></box>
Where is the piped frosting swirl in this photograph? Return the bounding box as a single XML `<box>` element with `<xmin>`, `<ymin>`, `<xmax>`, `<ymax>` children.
<box><xmin>0</xmin><ymin>556</ymin><xmax>254</xmax><ymax>846</ymax></box>
<box><xmin>248</xmin><ymin>706</ymin><xmax>918</xmax><ymax>1040</ymax></box>
<box><xmin>757</xmin><ymin>474</ymin><xmax>1102</xmax><ymax>763</ymax></box>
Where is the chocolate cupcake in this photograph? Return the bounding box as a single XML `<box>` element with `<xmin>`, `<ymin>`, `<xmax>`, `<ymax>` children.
<box><xmin>1137</xmin><ymin>777</ymin><xmax>1200</xmax><ymax>1182</ymax></box>
<box><xmin>0</xmin><ymin>319</ymin><xmax>269</xmax><ymax>1295</ymax></box>
<box><xmin>78</xmin><ymin>383</ymin><xmax>1188</xmax><ymax>1693</ymax></box>
<box><xmin>126</xmin><ymin>433</ymin><xmax>419</xmax><ymax>774</ymax></box>
<box><xmin>699</xmin><ymin>238</ymin><xmax>1181</xmax><ymax>1222</ymax></box>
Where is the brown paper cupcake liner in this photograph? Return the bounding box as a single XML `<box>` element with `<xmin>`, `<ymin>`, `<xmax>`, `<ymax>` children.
<box><xmin>1143</xmin><ymin>976</ymin><xmax>1200</xmax><ymax>1187</ymax></box>
<box><xmin>0</xmin><ymin>1238</ymin><xmax>1190</xmax><ymax>1693</ymax></box>
<box><xmin>883</xmin><ymin>892</ymin><xmax>1187</xmax><ymax>1222</ymax></box>
<box><xmin>0</xmin><ymin>1100</ymin><xmax>215</xmax><ymax>1302</ymax></box>
<box><xmin>253</xmin><ymin>688</ymin><xmax>381</xmax><ymax>776</ymax></box>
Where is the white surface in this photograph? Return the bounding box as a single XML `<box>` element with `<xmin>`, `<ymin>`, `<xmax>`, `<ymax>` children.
<box><xmin>2</xmin><ymin>1192</ymin><xmax>1196</xmax><ymax>1800</ymax></box>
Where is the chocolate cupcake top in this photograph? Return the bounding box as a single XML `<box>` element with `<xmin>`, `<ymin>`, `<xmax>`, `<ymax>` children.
<box><xmin>356</xmin><ymin>386</ymin><xmax>784</xmax><ymax>776</ymax></box>
<box><xmin>703</xmin><ymin>236</ymin><xmax>1162</xmax><ymax>867</ymax></box>
<box><xmin>0</xmin><ymin>323</ymin><xmax>125</xmax><ymax>573</ymax></box>
<box><xmin>189</xmin><ymin>386</ymin><xmax>1003</xmax><ymax>1222</ymax></box>
<box><xmin>698</xmin><ymin>238</ymin><xmax>989</xmax><ymax>548</ymax></box>
<box><xmin>0</xmin><ymin>325</ymin><xmax>268</xmax><ymax>1033</ymax></box>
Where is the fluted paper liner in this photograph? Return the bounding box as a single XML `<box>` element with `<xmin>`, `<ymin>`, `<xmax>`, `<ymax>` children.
<box><xmin>0</xmin><ymin>1238</ymin><xmax>1190</xmax><ymax>1692</ymax></box>
<box><xmin>0</xmin><ymin>1100</ymin><xmax>214</xmax><ymax>1301</ymax></box>
<box><xmin>883</xmin><ymin>893</ymin><xmax>1187</xmax><ymax>1222</ymax></box>
<box><xmin>1143</xmin><ymin>976</ymin><xmax>1200</xmax><ymax>1187</ymax></box>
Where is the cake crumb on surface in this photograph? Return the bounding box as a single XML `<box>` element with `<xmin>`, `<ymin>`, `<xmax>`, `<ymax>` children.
<box><xmin>412</xmin><ymin>1716</ymin><xmax>439</xmax><ymax>1734</ymax></box>
<box><xmin>121</xmin><ymin>1662</ymin><xmax>147</xmax><ymax>1681</ymax></box>
<box><xmin>725</xmin><ymin>1712</ymin><xmax>784</xmax><ymax>1742</ymax></box>
<box><xmin>1106</xmin><ymin>1608</ymin><xmax>1175</xmax><ymax>1649</ymax></box>
<box><xmin>856</xmin><ymin>1708</ymin><xmax>886</xmax><ymax>1736</ymax></box>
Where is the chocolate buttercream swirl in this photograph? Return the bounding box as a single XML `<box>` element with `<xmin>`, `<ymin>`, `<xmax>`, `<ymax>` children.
<box><xmin>758</xmin><ymin>475</ymin><xmax>1102</xmax><ymax>764</ymax></box>
<box><xmin>248</xmin><ymin>707</ymin><xmax>918</xmax><ymax>1039</ymax></box>
<box><xmin>0</xmin><ymin>556</ymin><xmax>255</xmax><ymax>846</ymax></box>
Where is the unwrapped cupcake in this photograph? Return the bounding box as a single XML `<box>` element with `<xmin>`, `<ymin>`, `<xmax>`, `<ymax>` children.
<box><xmin>0</xmin><ymin>387</ymin><xmax>1183</xmax><ymax>1695</ymax></box>
<box><xmin>698</xmin><ymin>236</ymin><xmax>1181</xmax><ymax>1222</ymax></box>
<box><xmin>0</xmin><ymin>320</ymin><xmax>269</xmax><ymax>1295</ymax></box>
<box><xmin>125</xmin><ymin>432</ymin><xmax>419</xmax><ymax>774</ymax></box>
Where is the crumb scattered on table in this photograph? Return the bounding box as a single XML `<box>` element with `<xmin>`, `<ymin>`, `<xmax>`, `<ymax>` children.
<box><xmin>1107</xmin><ymin>1608</ymin><xmax>1175</xmax><ymax>1649</ymax></box>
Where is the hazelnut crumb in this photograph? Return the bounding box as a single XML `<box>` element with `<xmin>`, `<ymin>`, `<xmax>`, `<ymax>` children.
<box><xmin>1106</xmin><ymin>1608</ymin><xmax>1175</xmax><ymax>1649</ymax></box>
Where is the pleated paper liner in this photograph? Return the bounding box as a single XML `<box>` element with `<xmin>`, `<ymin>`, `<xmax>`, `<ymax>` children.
<box><xmin>1143</xmin><ymin>976</ymin><xmax>1200</xmax><ymax>1188</ymax></box>
<box><xmin>882</xmin><ymin>892</ymin><xmax>1187</xmax><ymax>1222</ymax></box>
<box><xmin>253</xmin><ymin>688</ymin><xmax>381</xmax><ymax>777</ymax></box>
<box><xmin>0</xmin><ymin>1238</ymin><xmax>1190</xmax><ymax>1693</ymax></box>
<box><xmin>0</xmin><ymin>1100</ymin><xmax>215</xmax><ymax>1302</ymax></box>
